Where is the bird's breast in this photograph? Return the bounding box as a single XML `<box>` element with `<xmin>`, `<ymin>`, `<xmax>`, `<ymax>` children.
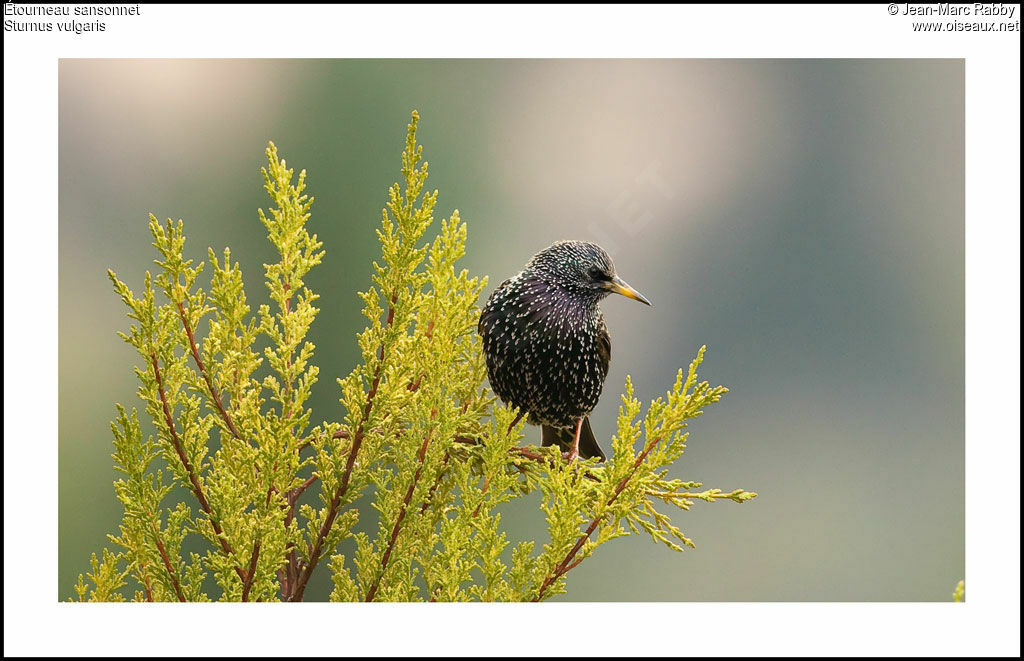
<box><xmin>479</xmin><ymin>276</ymin><xmax>610</xmax><ymax>427</ymax></box>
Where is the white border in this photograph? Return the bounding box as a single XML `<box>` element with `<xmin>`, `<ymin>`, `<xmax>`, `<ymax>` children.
<box><xmin>4</xmin><ymin>4</ymin><xmax>1019</xmax><ymax>657</ymax></box>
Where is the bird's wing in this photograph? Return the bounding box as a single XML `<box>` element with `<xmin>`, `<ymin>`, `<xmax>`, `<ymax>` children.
<box><xmin>596</xmin><ymin>319</ymin><xmax>611</xmax><ymax>375</ymax></box>
<box><xmin>478</xmin><ymin>277</ymin><xmax>513</xmax><ymax>335</ymax></box>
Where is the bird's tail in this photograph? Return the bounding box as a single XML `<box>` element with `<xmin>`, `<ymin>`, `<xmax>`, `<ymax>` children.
<box><xmin>542</xmin><ymin>417</ymin><xmax>606</xmax><ymax>461</ymax></box>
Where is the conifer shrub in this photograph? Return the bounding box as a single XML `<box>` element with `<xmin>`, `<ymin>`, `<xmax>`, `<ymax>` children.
<box><xmin>74</xmin><ymin>112</ymin><xmax>755</xmax><ymax>602</ymax></box>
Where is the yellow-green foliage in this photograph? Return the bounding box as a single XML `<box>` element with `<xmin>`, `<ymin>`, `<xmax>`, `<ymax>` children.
<box><xmin>77</xmin><ymin>111</ymin><xmax>756</xmax><ymax>602</ymax></box>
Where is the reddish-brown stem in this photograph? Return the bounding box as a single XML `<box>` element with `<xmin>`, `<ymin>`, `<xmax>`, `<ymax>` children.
<box><xmin>265</xmin><ymin>273</ymin><xmax>299</xmax><ymax>598</ymax></box>
<box><xmin>508</xmin><ymin>410</ymin><xmax>526</xmax><ymax>432</ymax></box>
<box><xmin>290</xmin><ymin>475</ymin><xmax>318</xmax><ymax>507</ymax></box>
<box><xmin>452</xmin><ymin>435</ymin><xmax>591</xmax><ymax>477</ymax></box>
<box><xmin>264</xmin><ymin>280</ymin><xmax>297</xmax><ymax>512</ymax></box>
<box><xmin>452</xmin><ymin>435</ymin><xmax>540</xmax><ymax>460</ymax></box>
<box><xmin>299</xmin><ymin>427</ymin><xmax>382</xmax><ymax>453</ymax></box>
<box><xmin>176</xmin><ymin>302</ymin><xmax>244</xmax><ymax>442</ymax></box>
<box><xmin>150</xmin><ymin>352</ymin><xmax>248</xmax><ymax>586</ymax></box>
<box><xmin>277</xmin><ymin>554</ymin><xmax>293</xmax><ymax>599</ymax></box>
<box><xmin>276</xmin><ymin>467</ymin><xmax>327</xmax><ymax>599</ymax></box>
<box><xmin>288</xmin><ymin>295</ymin><xmax>397</xmax><ymax>602</ymax></box>
<box><xmin>138</xmin><ymin>562</ymin><xmax>154</xmax><ymax>602</ymax></box>
<box><xmin>280</xmin><ymin>280</ymin><xmax>294</xmax><ymax>422</ymax></box>
<box><xmin>273</xmin><ymin>472</ymin><xmax>319</xmax><ymax>599</ymax></box>
<box><xmin>365</xmin><ymin>431</ymin><xmax>432</xmax><ymax>602</ymax></box>
<box><xmin>471</xmin><ymin>476</ymin><xmax>491</xmax><ymax>518</ymax></box>
<box><xmin>150</xmin><ymin>521</ymin><xmax>186</xmax><ymax>602</ymax></box>
<box><xmin>532</xmin><ymin>436</ymin><xmax>662</xmax><ymax>602</ymax></box>
<box><xmin>241</xmin><ymin>539</ymin><xmax>261</xmax><ymax>602</ymax></box>
<box><xmin>515</xmin><ymin>447</ymin><xmax>548</xmax><ymax>462</ymax></box>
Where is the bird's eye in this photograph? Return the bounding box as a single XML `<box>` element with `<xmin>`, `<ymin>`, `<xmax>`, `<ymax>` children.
<box><xmin>587</xmin><ymin>266</ymin><xmax>606</xmax><ymax>281</ymax></box>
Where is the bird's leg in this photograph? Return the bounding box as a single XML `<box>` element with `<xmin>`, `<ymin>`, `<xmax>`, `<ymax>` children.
<box><xmin>507</xmin><ymin>410</ymin><xmax>526</xmax><ymax>433</ymax></box>
<box><xmin>565</xmin><ymin>418</ymin><xmax>584</xmax><ymax>463</ymax></box>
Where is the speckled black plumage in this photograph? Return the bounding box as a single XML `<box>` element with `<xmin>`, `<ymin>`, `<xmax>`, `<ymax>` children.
<box><xmin>478</xmin><ymin>241</ymin><xmax>651</xmax><ymax>461</ymax></box>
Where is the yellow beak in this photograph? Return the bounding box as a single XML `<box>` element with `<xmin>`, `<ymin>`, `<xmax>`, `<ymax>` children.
<box><xmin>605</xmin><ymin>276</ymin><xmax>652</xmax><ymax>306</ymax></box>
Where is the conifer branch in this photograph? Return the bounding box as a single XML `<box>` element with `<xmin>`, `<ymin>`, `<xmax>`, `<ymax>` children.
<box><xmin>453</xmin><ymin>434</ymin><xmax>589</xmax><ymax>477</ymax></box>
<box><xmin>241</xmin><ymin>539</ymin><xmax>260</xmax><ymax>602</ymax></box>
<box><xmin>290</xmin><ymin>295</ymin><xmax>397</xmax><ymax>601</ymax></box>
<box><xmin>420</xmin><ymin>451</ymin><xmax>452</xmax><ymax>515</ymax></box>
<box><xmin>366</xmin><ymin>431</ymin><xmax>432</xmax><ymax>601</ymax></box>
<box><xmin>175</xmin><ymin>301</ymin><xmax>243</xmax><ymax>442</ymax></box>
<box><xmin>298</xmin><ymin>428</ymin><xmax>349</xmax><ymax>452</ymax></box>
<box><xmin>291</xmin><ymin>475</ymin><xmax>319</xmax><ymax>506</ymax></box>
<box><xmin>150</xmin><ymin>520</ymin><xmax>186</xmax><ymax>602</ymax></box>
<box><xmin>471</xmin><ymin>476</ymin><xmax>491</xmax><ymax>519</ymax></box>
<box><xmin>137</xmin><ymin>562</ymin><xmax>154</xmax><ymax>602</ymax></box>
<box><xmin>280</xmin><ymin>283</ymin><xmax>294</xmax><ymax>421</ymax></box>
<box><xmin>277</xmin><ymin>472</ymin><xmax>315</xmax><ymax>597</ymax></box>
<box><xmin>533</xmin><ymin>436</ymin><xmax>662</xmax><ymax>601</ymax></box>
<box><xmin>149</xmin><ymin>352</ymin><xmax>248</xmax><ymax>585</ymax></box>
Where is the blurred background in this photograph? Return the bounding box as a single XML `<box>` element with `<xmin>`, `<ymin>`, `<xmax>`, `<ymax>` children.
<box><xmin>59</xmin><ymin>59</ymin><xmax>964</xmax><ymax>601</ymax></box>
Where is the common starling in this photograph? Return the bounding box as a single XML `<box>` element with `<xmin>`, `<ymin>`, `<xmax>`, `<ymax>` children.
<box><xmin>478</xmin><ymin>240</ymin><xmax>651</xmax><ymax>462</ymax></box>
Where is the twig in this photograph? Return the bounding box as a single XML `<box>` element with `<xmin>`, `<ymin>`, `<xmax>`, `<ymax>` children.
<box><xmin>241</xmin><ymin>539</ymin><xmax>261</xmax><ymax>602</ymax></box>
<box><xmin>137</xmin><ymin>562</ymin><xmax>154</xmax><ymax>602</ymax></box>
<box><xmin>365</xmin><ymin>430</ymin><xmax>432</xmax><ymax>602</ymax></box>
<box><xmin>453</xmin><ymin>435</ymin><xmax>547</xmax><ymax>463</ymax></box>
<box><xmin>514</xmin><ymin>447</ymin><xmax>548</xmax><ymax>463</ymax></box>
<box><xmin>176</xmin><ymin>302</ymin><xmax>244</xmax><ymax>441</ymax></box>
<box><xmin>532</xmin><ymin>436</ymin><xmax>662</xmax><ymax>601</ymax></box>
<box><xmin>264</xmin><ymin>278</ymin><xmax>296</xmax><ymax>514</ymax></box>
<box><xmin>288</xmin><ymin>294</ymin><xmax>397</xmax><ymax>601</ymax></box>
<box><xmin>280</xmin><ymin>279</ymin><xmax>293</xmax><ymax>420</ymax></box>
<box><xmin>291</xmin><ymin>474</ymin><xmax>319</xmax><ymax>505</ymax></box>
<box><xmin>471</xmin><ymin>476</ymin><xmax>490</xmax><ymax>518</ymax></box>
<box><xmin>276</xmin><ymin>469</ymin><xmax>324</xmax><ymax>599</ymax></box>
<box><xmin>453</xmin><ymin>435</ymin><xmax>596</xmax><ymax>479</ymax></box>
<box><xmin>298</xmin><ymin>428</ymin><xmax>349</xmax><ymax>453</ymax></box>
<box><xmin>150</xmin><ymin>352</ymin><xmax>248</xmax><ymax>586</ymax></box>
<box><xmin>150</xmin><ymin>520</ymin><xmax>186</xmax><ymax>602</ymax></box>
<box><xmin>419</xmin><ymin>451</ymin><xmax>451</xmax><ymax>515</ymax></box>
<box><xmin>644</xmin><ymin>488</ymin><xmax>754</xmax><ymax>504</ymax></box>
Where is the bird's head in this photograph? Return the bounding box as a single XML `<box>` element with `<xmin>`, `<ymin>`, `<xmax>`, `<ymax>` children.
<box><xmin>527</xmin><ymin>240</ymin><xmax>652</xmax><ymax>307</ymax></box>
